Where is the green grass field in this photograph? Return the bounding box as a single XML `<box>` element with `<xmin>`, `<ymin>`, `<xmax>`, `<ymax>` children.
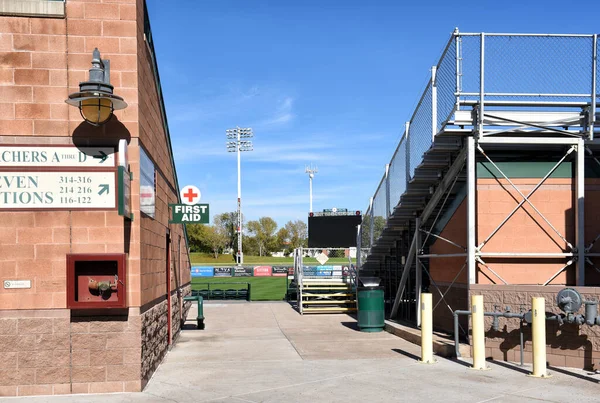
<box><xmin>191</xmin><ymin>276</ymin><xmax>289</xmax><ymax>301</ymax></box>
<box><xmin>190</xmin><ymin>253</ymin><xmax>355</xmax><ymax>266</ymax></box>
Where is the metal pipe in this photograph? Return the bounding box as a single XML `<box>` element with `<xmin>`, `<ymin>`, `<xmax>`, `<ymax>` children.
<box><xmin>453</xmin><ymin>309</ymin><xmax>526</xmax><ymax>361</ymax></box>
<box><xmin>519</xmin><ymin>321</ymin><xmax>524</xmax><ymax>367</ymax></box>
<box><xmin>453</xmin><ymin>310</ymin><xmax>470</xmax><ymax>358</ymax></box>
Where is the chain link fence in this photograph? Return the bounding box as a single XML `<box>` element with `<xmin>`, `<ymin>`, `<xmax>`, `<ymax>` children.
<box><xmin>388</xmin><ymin>138</ymin><xmax>407</xmax><ymax>215</ymax></box>
<box><xmin>361</xmin><ymin>31</ymin><xmax>598</xmax><ymax>261</ymax></box>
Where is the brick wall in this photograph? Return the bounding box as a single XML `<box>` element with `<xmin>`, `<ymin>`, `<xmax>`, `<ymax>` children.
<box><xmin>0</xmin><ymin>0</ymin><xmax>191</xmax><ymax>396</ymax></box>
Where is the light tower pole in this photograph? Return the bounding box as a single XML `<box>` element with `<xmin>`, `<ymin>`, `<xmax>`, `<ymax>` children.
<box><xmin>226</xmin><ymin>127</ymin><xmax>253</xmax><ymax>265</ymax></box>
<box><xmin>305</xmin><ymin>165</ymin><xmax>317</xmax><ymax>213</ymax></box>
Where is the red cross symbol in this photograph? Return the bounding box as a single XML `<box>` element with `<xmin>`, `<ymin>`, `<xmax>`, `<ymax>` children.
<box><xmin>183</xmin><ymin>188</ymin><xmax>198</xmax><ymax>203</ymax></box>
<box><xmin>181</xmin><ymin>185</ymin><xmax>201</xmax><ymax>205</ymax></box>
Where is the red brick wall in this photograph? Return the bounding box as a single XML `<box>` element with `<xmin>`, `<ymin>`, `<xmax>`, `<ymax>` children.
<box><xmin>0</xmin><ymin>0</ymin><xmax>190</xmax><ymax>396</ymax></box>
<box><xmin>477</xmin><ymin>178</ymin><xmax>574</xmax><ymax>285</ymax></box>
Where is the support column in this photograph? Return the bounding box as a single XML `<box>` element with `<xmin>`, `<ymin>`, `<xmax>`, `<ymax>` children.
<box><xmin>576</xmin><ymin>138</ymin><xmax>585</xmax><ymax>286</ymax></box>
<box><xmin>467</xmin><ymin>136</ymin><xmax>477</xmax><ymax>284</ymax></box>
<box><xmin>415</xmin><ymin>217</ymin><xmax>422</xmax><ymax>326</ymax></box>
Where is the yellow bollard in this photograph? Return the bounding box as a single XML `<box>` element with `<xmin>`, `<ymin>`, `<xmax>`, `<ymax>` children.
<box><xmin>530</xmin><ymin>297</ymin><xmax>550</xmax><ymax>378</ymax></box>
<box><xmin>420</xmin><ymin>293</ymin><xmax>435</xmax><ymax>364</ymax></box>
<box><xmin>471</xmin><ymin>295</ymin><xmax>488</xmax><ymax>370</ymax></box>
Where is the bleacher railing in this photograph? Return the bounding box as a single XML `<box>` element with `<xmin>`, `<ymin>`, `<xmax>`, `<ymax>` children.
<box><xmin>358</xmin><ymin>31</ymin><xmax>599</xmax><ymax>262</ymax></box>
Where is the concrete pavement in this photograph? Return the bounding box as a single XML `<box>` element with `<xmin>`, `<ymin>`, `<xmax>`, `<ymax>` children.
<box><xmin>4</xmin><ymin>301</ymin><xmax>600</xmax><ymax>402</ymax></box>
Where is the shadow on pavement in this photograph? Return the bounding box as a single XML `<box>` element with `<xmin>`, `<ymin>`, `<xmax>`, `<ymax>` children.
<box><xmin>548</xmin><ymin>365</ymin><xmax>600</xmax><ymax>384</ymax></box>
<box><xmin>392</xmin><ymin>348</ymin><xmax>420</xmax><ymax>361</ymax></box>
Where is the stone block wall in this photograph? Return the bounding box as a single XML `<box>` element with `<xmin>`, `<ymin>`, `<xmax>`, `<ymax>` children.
<box><xmin>470</xmin><ymin>284</ymin><xmax>600</xmax><ymax>370</ymax></box>
<box><xmin>141</xmin><ymin>299</ymin><xmax>167</xmax><ymax>386</ymax></box>
<box><xmin>0</xmin><ymin>308</ymin><xmax>142</xmax><ymax>396</ymax></box>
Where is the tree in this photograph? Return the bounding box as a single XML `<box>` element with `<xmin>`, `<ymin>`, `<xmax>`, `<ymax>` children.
<box><xmin>276</xmin><ymin>227</ymin><xmax>289</xmax><ymax>251</ymax></box>
<box><xmin>215</xmin><ymin>212</ymin><xmax>242</xmax><ymax>252</ymax></box>
<box><xmin>284</xmin><ymin>220</ymin><xmax>308</xmax><ymax>251</ymax></box>
<box><xmin>247</xmin><ymin>216</ymin><xmax>278</xmax><ymax>256</ymax></box>
<box><xmin>207</xmin><ymin>214</ymin><xmax>229</xmax><ymax>258</ymax></box>
<box><xmin>185</xmin><ymin>223</ymin><xmax>211</xmax><ymax>253</ymax></box>
<box><xmin>360</xmin><ymin>215</ymin><xmax>386</xmax><ymax>248</ymax></box>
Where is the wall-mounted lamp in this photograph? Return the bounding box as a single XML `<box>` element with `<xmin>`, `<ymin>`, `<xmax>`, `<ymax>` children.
<box><xmin>65</xmin><ymin>48</ymin><xmax>127</xmax><ymax>126</ymax></box>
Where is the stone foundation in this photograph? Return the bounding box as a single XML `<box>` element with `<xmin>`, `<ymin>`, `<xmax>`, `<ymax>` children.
<box><xmin>141</xmin><ymin>299</ymin><xmax>168</xmax><ymax>386</ymax></box>
<box><xmin>0</xmin><ymin>308</ymin><xmax>142</xmax><ymax>397</ymax></box>
<box><xmin>470</xmin><ymin>285</ymin><xmax>600</xmax><ymax>370</ymax></box>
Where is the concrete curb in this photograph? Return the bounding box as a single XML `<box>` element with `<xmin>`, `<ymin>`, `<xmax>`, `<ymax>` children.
<box><xmin>384</xmin><ymin>320</ymin><xmax>471</xmax><ymax>358</ymax></box>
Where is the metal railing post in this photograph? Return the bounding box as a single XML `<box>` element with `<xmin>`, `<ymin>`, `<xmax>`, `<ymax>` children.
<box><xmin>478</xmin><ymin>33</ymin><xmax>485</xmax><ymax>138</ymax></box>
<box><xmin>455</xmin><ymin>28</ymin><xmax>461</xmax><ymax>111</ymax></box>
<box><xmin>369</xmin><ymin>197</ymin><xmax>374</xmax><ymax>247</ymax></box>
<box><xmin>591</xmin><ymin>34</ymin><xmax>597</xmax><ymax>140</ymax></box>
<box><xmin>405</xmin><ymin>122</ymin><xmax>410</xmax><ymax>183</ymax></box>
<box><xmin>385</xmin><ymin>164</ymin><xmax>390</xmax><ymax>218</ymax></box>
<box><xmin>431</xmin><ymin>65</ymin><xmax>438</xmax><ymax>140</ymax></box>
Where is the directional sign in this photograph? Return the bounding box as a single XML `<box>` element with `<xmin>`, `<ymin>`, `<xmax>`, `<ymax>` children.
<box><xmin>0</xmin><ymin>171</ymin><xmax>115</xmax><ymax>209</ymax></box>
<box><xmin>180</xmin><ymin>185</ymin><xmax>201</xmax><ymax>205</ymax></box>
<box><xmin>169</xmin><ymin>203</ymin><xmax>209</xmax><ymax>224</ymax></box>
<box><xmin>0</xmin><ymin>146</ymin><xmax>115</xmax><ymax>167</ymax></box>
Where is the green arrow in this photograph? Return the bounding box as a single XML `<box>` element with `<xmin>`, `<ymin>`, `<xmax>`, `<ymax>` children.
<box><xmin>98</xmin><ymin>184</ymin><xmax>109</xmax><ymax>195</ymax></box>
<box><xmin>93</xmin><ymin>151</ymin><xmax>108</xmax><ymax>163</ymax></box>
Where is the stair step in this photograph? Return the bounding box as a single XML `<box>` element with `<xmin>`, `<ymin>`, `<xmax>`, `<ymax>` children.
<box><xmin>302</xmin><ymin>300</ymin><xmax>355</xmax><ymax>304</ymax></box>
<box><xmin>302</xmin><ymin>293</ymin><xmax>355</xmax><ymax>297</ymax></box>
<box><xmin>303</xmin><ymin>307</ymin><xmax>358</xmax><ymax>313</ymax></box>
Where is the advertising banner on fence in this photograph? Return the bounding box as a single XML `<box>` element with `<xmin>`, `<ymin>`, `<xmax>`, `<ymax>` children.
<box><xmin>191</xmin><ymin>266</ymin><xmax>214</xmax><ymax>277</ymax></box>
<box><xmin>332</xmin><ymin>265</ymin><xmax>343</xmax><ymax>276</ymax></box>
<box><xmin>317</xmin><ymin>265</ymin><xmax>333</xmax><ymax>276</ymax></box>
<box><xmin>253</xmin><ymin>266</ymin><xmax>272</xmax><ymax>277</ymax></box>
<box><xmin>272</xmin><ymin>266</ymin><xmax>288</xmax><ymax>277</ymax></box>
<box><xmin>214</xmin><ymin>267</ymin><xmax>233</xmax><ymax>277</ymax></box>
<box><xmin>233</xmin><ymin>267</ymin><xmax>253</xmax><ymax>277</ymax></box>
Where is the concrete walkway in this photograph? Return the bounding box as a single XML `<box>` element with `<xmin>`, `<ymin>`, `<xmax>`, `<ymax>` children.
<box><xmin>6</xmin><ymin>301</ymin><xmax>600</xmax><ymax>402</ymax></box>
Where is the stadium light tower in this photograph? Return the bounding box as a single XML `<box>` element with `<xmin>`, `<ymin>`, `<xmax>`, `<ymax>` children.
<box><xmin>305</xmin><ymin>164</ymin><xmax>318</xmax><ymax>213</ymax></box>
<box><xmin>226</xmin><ymin>127</ymin><xmax>254</xmax><ymax>265</ymax></box>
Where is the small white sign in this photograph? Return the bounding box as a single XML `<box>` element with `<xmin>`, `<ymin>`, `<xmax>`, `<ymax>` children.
<box><xmin>4</xmin><ymin>280</ymin><xmax>31</xmax><ymax>289</ymax></box>
<box><xmin>0</xmin><ymin>146</ymin><xmax>115</xmax><ymax>167</ymax></box>
<box><xmin>316</xmin><ymin>253</ymin><xmax>329</xmax><ymax>265</ymax></box>
<box><xmin>180</xmin><ymin>185</ymin><xmax>201</xmax><ymax>205</ymax></box>
<box><xmin>0</xmin><ymin>171</ymin><xmax>115</xmax><ymax>209</ymax></box>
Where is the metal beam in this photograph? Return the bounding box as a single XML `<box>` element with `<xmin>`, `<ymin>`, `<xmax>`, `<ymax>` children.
<box><xmin>478</xmin><ymin>137</ymin><xmax>581</xmax><ymax>145</ymax></box>
<box><xmin>467</xmin><ymin>136</ymin><xmax>477</xmax><ymax>284</ymax></box>
<box><xmin>415</xmin><ymin>217</ymin><xmax>422</xmax><ymax>327</ymax></box>
<box><xmin>390</xmin><ymin>232</ymin><xmax>417</xmax><ymax>318</ymax></box>
<box><xmin>420</xmin><ymin>147</ymin><xmax>467</xmax><ymax>224</ymax></box>
<box><xmin>576</xmin><ymin>138</ymin><xmax>585</xmax><ymax>286</ymax></box>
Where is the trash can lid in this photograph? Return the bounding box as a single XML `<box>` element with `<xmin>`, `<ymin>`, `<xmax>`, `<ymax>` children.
<box><xmin>359</xmin><ymin>277</ymin><xmax>381</xmax><ymax>287</ymax></box>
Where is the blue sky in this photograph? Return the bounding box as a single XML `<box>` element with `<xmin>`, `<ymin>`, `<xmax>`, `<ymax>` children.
<box><xmin>145</xmin><ymin>0</ymin><xmax>600</xmax><ymax>227</ymax></box>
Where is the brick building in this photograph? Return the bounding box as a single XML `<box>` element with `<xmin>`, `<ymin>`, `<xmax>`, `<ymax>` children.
<box><xmin>0</xmin><ymin>0</ymin><xmax>191</xmax><ymax>396</ymax></box>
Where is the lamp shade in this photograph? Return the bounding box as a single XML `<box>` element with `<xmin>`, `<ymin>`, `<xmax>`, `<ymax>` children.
<box><xmin>65</xmin><ymin>48</ymin><xmax>127</xmax><ymax>126</ymax></box>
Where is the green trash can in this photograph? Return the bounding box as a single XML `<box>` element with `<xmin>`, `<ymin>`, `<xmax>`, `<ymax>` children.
<box><xmin>356</xmin><ymin>277</ymin><xmax>385</xmax><ymax>332</ymax></box>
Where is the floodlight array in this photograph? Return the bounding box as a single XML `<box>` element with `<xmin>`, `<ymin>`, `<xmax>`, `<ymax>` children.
<box><xmin>226</xmin><ymin>127</ymin><xmax>253</xmax><ymax>139</ymax></box>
